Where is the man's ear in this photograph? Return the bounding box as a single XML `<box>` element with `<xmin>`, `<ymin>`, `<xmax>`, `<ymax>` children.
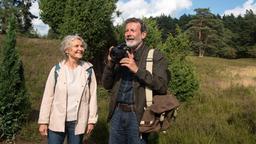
<box><xmin>142</xmin><ymin>32</ymin><xmax>147</xmax><ymax>40</ymax></box>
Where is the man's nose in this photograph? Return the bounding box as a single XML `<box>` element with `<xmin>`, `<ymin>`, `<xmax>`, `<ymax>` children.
<box><xmin>125</xmin><ymin>30</ymin><xmax>132</xmax><ymax>36</ymax></box>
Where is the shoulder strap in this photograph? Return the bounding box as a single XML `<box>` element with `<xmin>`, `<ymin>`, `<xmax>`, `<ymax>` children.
<box><xmin>54</xmin><ymin>64</ymin><xmax>60</xmax><ymax>81</ymax></box>
<box><xmin>145</xmin><ymin>49</ymin><xmax>155</xmax><ymax>107</ymax></box>
<box><xmin>54</xmin><ymin>63</ymin><xmax>60</xmax><ymax>91</ymax></box>
<box><xmin>86</xmin><ymin>66</ymin><xmax>93</xmax><ymax>81</ymax></box>
<box><xmin>54</xmin><ymin>63</ymin><xmax>93</xmax><ymax>90</ymax></box>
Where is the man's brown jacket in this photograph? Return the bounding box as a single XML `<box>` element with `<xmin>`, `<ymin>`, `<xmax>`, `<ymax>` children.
<box><xmin>102</xmin><ymin>43</ymin><xmax>168</xmax><ymax>122</ymax></box>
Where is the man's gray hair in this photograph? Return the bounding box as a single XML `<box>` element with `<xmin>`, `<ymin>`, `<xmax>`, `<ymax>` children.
<box><xmin>124</xmin><ymin>17</ymin><xmax>147</xmax><ymax>32</ymax></box>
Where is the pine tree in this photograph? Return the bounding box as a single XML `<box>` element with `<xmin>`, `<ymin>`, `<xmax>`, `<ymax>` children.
<box><xmin>160</xmin><ymin>26</ymin><xmax>199</xmax><ymax>101</ymax></box>
<box><xmin>0</xmin><ymin>0</ymin><xmax>36</xmax><ymax>34</ymax></box>
<box><xmin>186</xmin><ymin>8</ymin><xmax>228</xmax><ymax>57</ymax></box>
<box><xmin>154</xmin><ymin>15</ymin><xmax>179</xmax><ymax>41</ymax></box>
<box><xmin>0</xmin><ymin>15</ymin><xmax>30</xmax><ymax>142</ymax></box>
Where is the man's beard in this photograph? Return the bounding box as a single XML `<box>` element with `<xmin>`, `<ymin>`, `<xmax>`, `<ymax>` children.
<box><xmin>126</xmin><ymin>40</ymin><xmax>142</xmax><ymax>49</ymax></box>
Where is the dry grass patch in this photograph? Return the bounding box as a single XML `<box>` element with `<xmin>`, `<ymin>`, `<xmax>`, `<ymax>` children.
<box><xmin>218</xmin><ymin>66</ymin><xmax>256</xmax><ymax>89</ymax></box>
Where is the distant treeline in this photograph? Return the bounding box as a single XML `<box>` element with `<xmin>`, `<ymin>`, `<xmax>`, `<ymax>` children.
<box><xmin>151</xmin><ymin>8</ymin><xmax>256</xmax><ymax>59</ymax></box>
<box><xmin>1</xmin><ymin>0</ymin><xmax>255</xmax><ymax>59</ymax></box>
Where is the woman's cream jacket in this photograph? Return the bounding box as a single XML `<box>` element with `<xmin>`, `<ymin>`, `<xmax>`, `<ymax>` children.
<box><xmin>38</xmin><ymin>60</ymin><xmax>98</xmax><ymax>135</ymax></box>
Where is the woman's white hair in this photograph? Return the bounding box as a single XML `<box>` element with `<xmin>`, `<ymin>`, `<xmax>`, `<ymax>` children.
<box><xmin>60</xmin><ymin>35</ymin><xmax>87</xmax><ymax>56</ymax></box>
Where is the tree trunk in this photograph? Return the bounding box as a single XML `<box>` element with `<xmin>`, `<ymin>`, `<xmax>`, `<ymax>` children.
<box><xmin>198</xmin><ymin>30</ymin><xmax>204</xmax><ymax>57</ymax></box>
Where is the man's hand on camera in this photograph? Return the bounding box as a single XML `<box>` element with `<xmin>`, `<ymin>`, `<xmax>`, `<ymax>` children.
<box><xmin>120</xmin><ymin>51</ymin><xmax>138</xmax><ymax>73</ymax></box>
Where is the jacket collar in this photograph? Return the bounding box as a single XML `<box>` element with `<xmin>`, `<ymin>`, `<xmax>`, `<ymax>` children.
<box><xmin>133</xmin><ymin>42</ymin><xmax>146</xmax><ymax>62</ymax></box>
<box><xmin>59</xmin><ymin>60</ymin><xmax>92</xmax><ymax>70</ymax></box>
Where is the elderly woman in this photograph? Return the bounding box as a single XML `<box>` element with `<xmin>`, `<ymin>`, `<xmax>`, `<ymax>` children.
<box><xmin>38</xmin><ymin>35</ymin><xmax>98</xmax><ymax>144</ymax></box>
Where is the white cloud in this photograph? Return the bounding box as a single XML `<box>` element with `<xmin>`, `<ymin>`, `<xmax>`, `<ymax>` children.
<box><xmin>113</xmin><ymin>0</ymin><xmax>192</xmax><ymax>25</ymax></box>
<box><xmin>29</xmin><ymin>1</ymin><xmax>49</xmax><ymax>36</ymax></box>
<box><xmin>223</xmin><ymin>0</ymin><xmax>256</xmax><ymax>16</ymax></box>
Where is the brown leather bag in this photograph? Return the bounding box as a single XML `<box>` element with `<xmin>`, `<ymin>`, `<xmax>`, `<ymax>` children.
<box><xmin>139</xmin><ymin>94</ymin><xmax>180</xmax><ymax>133</ymax></box>
<box><xmin>139</xmin><ymin>49</ymin><xmax>180</xmax><ymax>133</ymax></box>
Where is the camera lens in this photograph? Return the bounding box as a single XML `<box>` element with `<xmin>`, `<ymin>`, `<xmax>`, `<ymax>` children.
<box><xmin>110</xmin><ymin>43</ymin><xmax>127</xmax><ymax>63</ymax></box>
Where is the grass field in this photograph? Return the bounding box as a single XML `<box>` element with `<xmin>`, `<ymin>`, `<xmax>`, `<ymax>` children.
<box><xmin>1</xmin><ymin>36</ymin><xmax>256</xmax><ymax>143</ymax></box>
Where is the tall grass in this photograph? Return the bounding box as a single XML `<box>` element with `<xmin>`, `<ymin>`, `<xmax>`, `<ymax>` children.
<box><xmin>1</xmin><ymin>36</ymin><xmax>256</xmax><ymax>143</ymax></box>
<box><xmin>159</xmin><ymin>57</ymin><xmax>256</xmax><ymax>144</ymax></box>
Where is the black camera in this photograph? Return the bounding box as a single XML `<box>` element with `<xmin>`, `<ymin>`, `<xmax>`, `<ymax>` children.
<box><xmin>110</xmin><ymin>43</ymin><xmax>130</xmax><ymax>63</ymax></box>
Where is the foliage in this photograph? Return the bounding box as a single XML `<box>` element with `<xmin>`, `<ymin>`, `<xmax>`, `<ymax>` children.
<box><xmin>186</xmin><ymin>8</ymin><xmax>231</xmax><ymax>57</ymax></box>
<box><xmin>240</xmin><ymin>10</ymin><xmax>256</xmax><ymax>58</ymax></box>
<box><xmin>114</xmin><ymin>24</ymin><xmax>125</xmax><ymax>44</ymax></box>
<box><xmin>154</xmin><ymin>15</ymin><xmax>179</xmax><ymax>41</ymax></box>
<box><xmin>0</xmin><ymin>0</ymin><xmax>36</xmax><ymax>34</ymax></box>
<box><xmin>161</xmin><ymin>26</ymin><xmax>190</xmax><ymax>61</ymax></box>
<box><xmin>239</xmin><ymin>10</ymin><xmax>256</xmax><ymax>47</ymax></box>
<box><xmin>221</xmin><ymin>10</ymin><xmax>256</xmax><ymax>58</ymax></box>
<box><xmin>39</xmin><ymin>4</ymin><xmax>256</xmax><ymax>60</ymax></box>
<box><xmin>143</xmin><ymin>17</ymin><xmax>162</xmax><ymax>48</ymax></box>
<box><xmin>39</xmin><ymin>0</ymin><xmax>66</xmax><ymax>36</ymax></box>
<box><xmin>222</xmin><ymin>14</ymin><xmax>241</xmax><ymax>48</ymax></box>
<box><xmin>0</xmin><ymin>15</ymin><xmax>30</xmax><ymax>141</ymax></box>
<box><xmin>168</xmin><ymin>59</ymin><xmax>199</xmax><ymax>101</ymax></box>
<box><xmin>218</xmin><ymin>47</ymin><xmax>237</xmax><ymax>59</ymax></box>
<box><xmin>41</xmin><ymin>0</ymin><xmax>117</xmax><ymax>57</ymax></box>
<box><xmin>178</xmin><ymin>14</ymin><xmax>193</xmax><ymax>31</ymax></box>
<box><xmin>160</xmin><ymin>26</ymin><xmax>199</xmax><ymax>101</ymax></box>
<box><xmin>246</xmin><ymin>45</ymin><xmax>256</xmax><ymax>57</ymax></box>
<box><xmin>150</xmin><ymin>10</ymin><xmax>256</xmax><ymax>59</ymax></box>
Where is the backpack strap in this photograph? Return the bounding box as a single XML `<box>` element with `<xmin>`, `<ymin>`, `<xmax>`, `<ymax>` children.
<box><xmin>54</xmin><ymin>63</ymin><xmax>61</xmax><ymax>91</ymax></box>
<box><xmin>54</xmin><ymin>63</ymin><xmax>93</xmax><ymax>90</ymax></box>
<box><xmin>86</xmin><ymin>66</ymin><xmax>93</xmax><ymax>83</ymax></box>
<box><xmin>145</xmin><ymin>49</ymin><xmax>155</xmax><ymax>107</ymax></box>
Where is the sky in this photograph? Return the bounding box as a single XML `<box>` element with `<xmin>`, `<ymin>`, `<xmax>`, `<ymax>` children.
<box><xmin>30</xmin><ymin>0</ymin><xmax>256</xmax><ymax>36</ymax></box>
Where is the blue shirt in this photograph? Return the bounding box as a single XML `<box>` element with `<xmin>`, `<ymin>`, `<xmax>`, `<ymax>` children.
<box><xmin>116</xmin><ymin>67</ymin><xmax>134</xmax><ymax>104</ymax></box>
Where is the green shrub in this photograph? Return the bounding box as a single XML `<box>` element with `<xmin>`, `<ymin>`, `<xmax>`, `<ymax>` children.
<box><xmin>0</xmin><ymin>15</ymin><xmax>30</xmax><ymax>142</ymax></box>
<box><xmin>219</xmin><ymin>47</ymin><xmax>237</xmax><ymax>59</ymax></box>
<box><xmin>246</xmin><ymin>45</ymin><xmax>256</xmax><ymax>58</ymax></box>
<box><xmin>160</xmin><ymin>26</ymin><xmax>199</xmax><ymax>101</ymax></box>
<box><xmin>169</xmin><ymin>59</ymin><xmax>199</xmax><ymax>101</ymax></box>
